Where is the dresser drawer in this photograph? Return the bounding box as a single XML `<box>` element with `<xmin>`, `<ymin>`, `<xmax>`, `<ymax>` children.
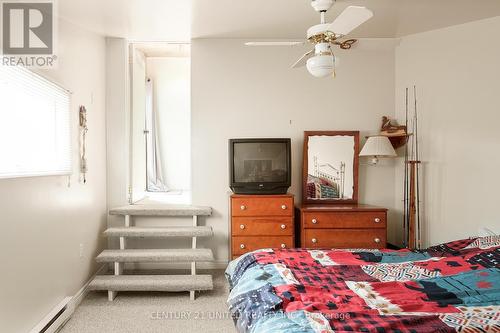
<box><xmin>232</xmin><ymin>217</ymin><xmax>293</xmax><ymax>236</ymax></box>
<box><xmin>232</xmin><ymin>196</ymin><xmax>293</xmax><ymax>217</ymax></box>
<box><xmin>232</xmin><ymin>236</ymin><xmax>294</xmax><ymax>255</ymax></box>
<box><xmin>303</xmin><ymin>212</ymin><xmax>386</xmax><ymax>229</ymax></box>
<box><xmin>304</xmin><ymin>229</ymin><xmax>386</xmax><ymax>249</ymax></box>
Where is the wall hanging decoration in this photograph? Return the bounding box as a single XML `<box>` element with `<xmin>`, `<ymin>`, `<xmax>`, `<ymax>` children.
<box><xmin>79</xmin><ymin>105</ymin><xmax>88</xmax><ymax>183</ymax></box>
<box><xmin>302</xmin><ymin>131</ymin><xmax>359</xmax><ymax>204</ymax></box>
<box><xmin>380</xmin><ymin>116</ymin><xmax>410</xmax><ymax>149</ymax></box>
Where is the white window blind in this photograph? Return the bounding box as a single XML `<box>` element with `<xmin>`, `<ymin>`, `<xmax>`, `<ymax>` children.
<box><xmin>0</xmin><ymin>66</ymin><xmax>71</xmax><ymax>178</ymax></box>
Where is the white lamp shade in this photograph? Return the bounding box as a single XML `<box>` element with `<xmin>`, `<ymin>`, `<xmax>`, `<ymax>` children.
<box><xmin>306</xmin><ymin>55</ymin><xmax>335</xmax><ymax>78</ymax></box>
<box><xmin>359</xmin><ymin>136</ymin><xmax>397</xmax><ymax>157</ymax></box>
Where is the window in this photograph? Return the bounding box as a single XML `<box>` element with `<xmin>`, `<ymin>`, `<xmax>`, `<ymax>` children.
<box><xmin>0</xmin><ymin>66</ymin><xmax>71</xmax><ymax>178</ymax></box>
<box><xmin>129</xmin><ymin>43</ymin><xmax>191</xmax><ymax>203</ymax></box>
<box><xmin>146</xmin><ymin>56</ymin><xmax>191</xmax><ymax>192</ymax></box>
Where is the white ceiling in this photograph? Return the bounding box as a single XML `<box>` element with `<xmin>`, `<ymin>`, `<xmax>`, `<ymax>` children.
<box><xmin>59</xmin><ymin>0</ymin><xmax>500</xmax><ymax>40</ymax></box>
<box><xmin>59</xmin><ymin>0</ymin><xmax>191</xmax><ymax>41</ymax></box>
<box><xmin>134</xmin><ymin>42</ymin><xmax>190</xmax><ymax>58</ymax></box>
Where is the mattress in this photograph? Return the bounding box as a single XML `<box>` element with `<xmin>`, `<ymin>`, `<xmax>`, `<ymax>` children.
<box><xmin>225</xmin><ymin>236</ymin><xmax>500</xmax><ymax>333</ymax></box>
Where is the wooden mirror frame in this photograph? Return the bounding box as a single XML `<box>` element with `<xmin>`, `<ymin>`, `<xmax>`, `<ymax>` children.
<box><xmin>302</xmin><ymin>131</ymin><xmax>360</xmax><ymax>205</ymax></box>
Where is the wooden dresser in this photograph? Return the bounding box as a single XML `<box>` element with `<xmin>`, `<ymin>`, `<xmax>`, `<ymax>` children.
<box><xmin>230</xmin><ymin>194</ymin><xmax>294</xmax><ymax>259</ymax></box>
<box><xmin>299</xmin><ymin>204</ymin><xmax>387</xmax><ymax>249</ymax></box>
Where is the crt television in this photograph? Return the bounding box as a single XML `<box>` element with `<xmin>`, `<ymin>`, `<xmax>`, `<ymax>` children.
<box><xmin>229</xmin><ymin>138</ymin><xmax>291</xmax><ymax>194</ymax></box>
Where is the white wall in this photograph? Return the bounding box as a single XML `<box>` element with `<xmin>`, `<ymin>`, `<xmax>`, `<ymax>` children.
<box><xmin>105</xmin><ymin>38</ymin><xmax>131</xmax><ymax>248</ymax></box>
<box><xmin>192</xmin><ymin>39</ymin><xmax>397</xmax><ymax>261</ymax></box>
<box><xmin>0</xmin><ymin>21</ymin><xmax>107</xmax><ymax>333</ymax></box>
<box><xmin>395</xmin><ymin>17</ymin><xmax>500</xmax><ymax>247</ymax></box>
<box><xmin>131</xmin><ymin>48</ymin><xmax>147</xmax><ymax>200</ymax></box>
<box><xmin>147</xmin><ymin>57</ymin><xmax>191</xmax><ymax>191</ymax></box>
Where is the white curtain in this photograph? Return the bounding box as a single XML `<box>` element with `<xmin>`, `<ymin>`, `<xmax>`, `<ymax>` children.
<box><xmin>145</xmin><ymin>78</ymin><xmax>169</xmax><ymax>192</ymax></box>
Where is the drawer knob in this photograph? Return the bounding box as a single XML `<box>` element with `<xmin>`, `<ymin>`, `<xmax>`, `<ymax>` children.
<box><xmin>311</xmin><ymin>238</ymin><xmax>317</xmax><ymax>244</ymax></box>
<box><xmin>281</xmin><ymin>243</ymin><xmax>286</xmax><ymax>249</ymax></box>
<box><xmin>374</xmin><ymin>238</ymin><xmax>381</xmax><ymax>244</ymax></box>
<box><xmin>240</xmin><ymin>205</ymin><xmax>246</xmax><ymax>210</ymax></box>
<box><xmin>374</xmin><ymin>218</ymin><xmax>381</xmax><ymax>223</ymax></box>
<box><xmin>240</xmin><ymin>224</ymin><xmax>245</xmax><ymax>230</ymax></box>
<box><xmin>280</xmin><ymin>224</ymin><xmax>286</xmax><ymax>229</ymax></box>
<box><xmin>281</xmin><ymin>204</ymin><xmax>287</xmax><ymax>210</ymax></box>
<box><xmin>240</xmin><ymin>244</ymin><xmax>246</xmax><ymax>249</ymax></box>
<box><xmin>311</xmin><ymin>218</ymin><xmax>318</xmax><ymax>224</ymax></box>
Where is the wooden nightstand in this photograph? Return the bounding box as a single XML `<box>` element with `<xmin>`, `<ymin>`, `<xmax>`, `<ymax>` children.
<box><xmin>299</xmin><ymin>204</ymin><xmax>387</xmax><ymax>249</ymax></box>
<box><xmin>230</xmin><ymin>194</ymin><xmax>294</xmax><ymax>259</ymax></box>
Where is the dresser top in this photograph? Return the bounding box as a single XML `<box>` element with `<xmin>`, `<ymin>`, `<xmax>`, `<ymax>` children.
<box><xmin>300</xmin><ymin>204</ymin><xmax>387</xmax><ymax>212</ymax></box>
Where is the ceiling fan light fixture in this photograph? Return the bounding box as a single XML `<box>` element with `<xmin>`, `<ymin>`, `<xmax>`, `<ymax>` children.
<box><xmin>311</xmin><ymin>0</ymin><xmax>335</xmax><ymax>13</ymax></box>
<box><xmin>306</xmin><ymin>54</ymin><xmax>335</xmax><ymax>78</ymax></box>
<box><xmin>327</xmin><ymin>6</ymin><xmax>373</xmax><ymax>36</ymax></box>
<box><xmin>244</xmin><ymin>2</ymin><xmax>373</xmax><ymax>79</ymax></box>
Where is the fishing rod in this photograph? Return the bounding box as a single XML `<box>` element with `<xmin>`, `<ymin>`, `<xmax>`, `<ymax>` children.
<box><xmin>414</xmin><ymin>85</ymin><xmax>421</xmax><ymax>249</ymax></box>
<box><xmin>409</xmin><ymin>99</ymin><xmax>416</xmax><ymax>249</ymax></box>
<box><xmin>403</xmin><ymin>88</ymin><xmax>409</xmax><ymax>248</ymax></box>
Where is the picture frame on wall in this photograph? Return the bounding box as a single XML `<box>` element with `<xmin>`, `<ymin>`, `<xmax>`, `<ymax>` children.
<box><xmin>302</xmin><ymin>131</ymin><xmax>360</xmax><ymax>205</ymax></box>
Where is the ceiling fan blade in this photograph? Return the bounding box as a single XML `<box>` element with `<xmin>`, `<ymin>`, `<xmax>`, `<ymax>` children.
<box><xmin>244</xmin><ymin>41</ymin><xmax>305</xmax><ymax>46</ymax></box>
<box><xmin>291</xmin><ymin>49</ymin><xmax>314</xmax><ymax>68</ymax></box>
<box><xmin>328</xmin><ymin>6</ymin><xmax>373</xmax><ymax>36</ymax></box>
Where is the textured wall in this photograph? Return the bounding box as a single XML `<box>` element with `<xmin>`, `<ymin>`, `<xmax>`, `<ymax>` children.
<box><xmin>191</xmin><ymin>39</ymin><xmax>397</xmax><ymax>261</ymax></box>
<box><xmin>395</xmin><ymin>17</ymin><xmax>500</xmax><ymax>246</ymax></box>
<box><xmin>0</xmin><ymin>21</ymin><xmax>107</xmax><ymax>333</ymax></box>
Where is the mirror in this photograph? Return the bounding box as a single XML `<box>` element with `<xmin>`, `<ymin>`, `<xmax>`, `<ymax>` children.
<box><xmin>302</xmin><ymin>131</ymin><xmax>359</xmax><ymax>204</ymax></box>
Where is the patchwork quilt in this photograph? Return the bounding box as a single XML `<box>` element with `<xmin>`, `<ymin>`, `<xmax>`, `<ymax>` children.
<box><xmin>225</xmin><ymin>236</ymin><xmax>500</xmax><ymax>333</ymax></box>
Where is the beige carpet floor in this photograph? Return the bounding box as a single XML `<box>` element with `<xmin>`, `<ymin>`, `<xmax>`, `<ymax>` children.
<box><xmin>60</xmin><ymin>270</ymin><xmax>236</xmax><ymax>333</ymax></box>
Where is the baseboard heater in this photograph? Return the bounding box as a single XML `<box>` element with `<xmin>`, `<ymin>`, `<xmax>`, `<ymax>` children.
<box><xmin>29</xmin><ymin>297</ymin><xmax>73</xmax><ymax>333</ymax></box>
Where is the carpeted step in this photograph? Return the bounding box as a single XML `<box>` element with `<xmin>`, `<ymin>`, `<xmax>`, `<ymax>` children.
<box><xmin>96</xmin><ymin>249</ymin><xmax>214</xmax><ymax>263</ymax></box>
<box><xmin>109</xmin><ymin>204</ymin><xmax>212</xmax><ymax>217</ymax></box>
<box><xmin>89</xmin><ymin>275</ymin><xmax>213</xmax><ymax>292</ymax></box>
<box><xmin>104</xmin><ymin>226</ymin><xmax>213</xmax><ymax>238</ymax></box>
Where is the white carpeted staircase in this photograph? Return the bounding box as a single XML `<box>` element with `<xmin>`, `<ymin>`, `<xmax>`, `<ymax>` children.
<box><xmin>89</xmin><ymin>204</ymin><xmax>214</xmax><ymax>301</ymax></box>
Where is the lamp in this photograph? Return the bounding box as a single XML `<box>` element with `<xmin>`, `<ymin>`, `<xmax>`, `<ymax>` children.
<box><xmin>306</xmin><ymin>42</ymin><xmax>336</xmax><ymax>78</ymax></box>
<box><xmin>306</xmin><ymin>54</ymin><xmax>335</xmax><ymax>78</ymax></box>
<box><xmin>359</xmin><ymin>136</ymin><xmax>397</xmax><ymax>165</ymax></box>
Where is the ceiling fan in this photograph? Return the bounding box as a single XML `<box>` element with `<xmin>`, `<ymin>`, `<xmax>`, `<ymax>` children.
<box><xmin>245</xmin><ymin>0</ymin><xmax>373</xmax><ymax>78</ymax></box>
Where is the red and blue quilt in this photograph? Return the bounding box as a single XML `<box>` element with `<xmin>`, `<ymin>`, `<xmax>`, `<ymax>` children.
<box><xmin>225</xmin><ymin>236</ymin><xmax>500</xmax><ymax>333</ymax></box>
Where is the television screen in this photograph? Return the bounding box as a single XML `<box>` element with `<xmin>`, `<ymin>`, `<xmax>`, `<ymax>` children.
<box><xmin>229</xmin><ymin>139</ymin><xmax>291</xmax><ymax>194</ymax></box>
<box><xmin>233</xmin><ymin>142</ymin><xmax>288</xmax><ymax>183</ymax></box>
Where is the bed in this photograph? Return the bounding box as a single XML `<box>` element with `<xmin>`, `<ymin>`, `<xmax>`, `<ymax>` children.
<box><xmin>225</xmin><ymin>236</ymin><xmax>500</xmax><ymax>333</ymax></box>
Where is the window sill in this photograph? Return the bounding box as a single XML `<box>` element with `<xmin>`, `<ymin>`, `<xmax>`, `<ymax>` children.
<box><xmin>135</xmin><ymin>190</ymin><xmax>192</xmax><ymax>205</ymax></box>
